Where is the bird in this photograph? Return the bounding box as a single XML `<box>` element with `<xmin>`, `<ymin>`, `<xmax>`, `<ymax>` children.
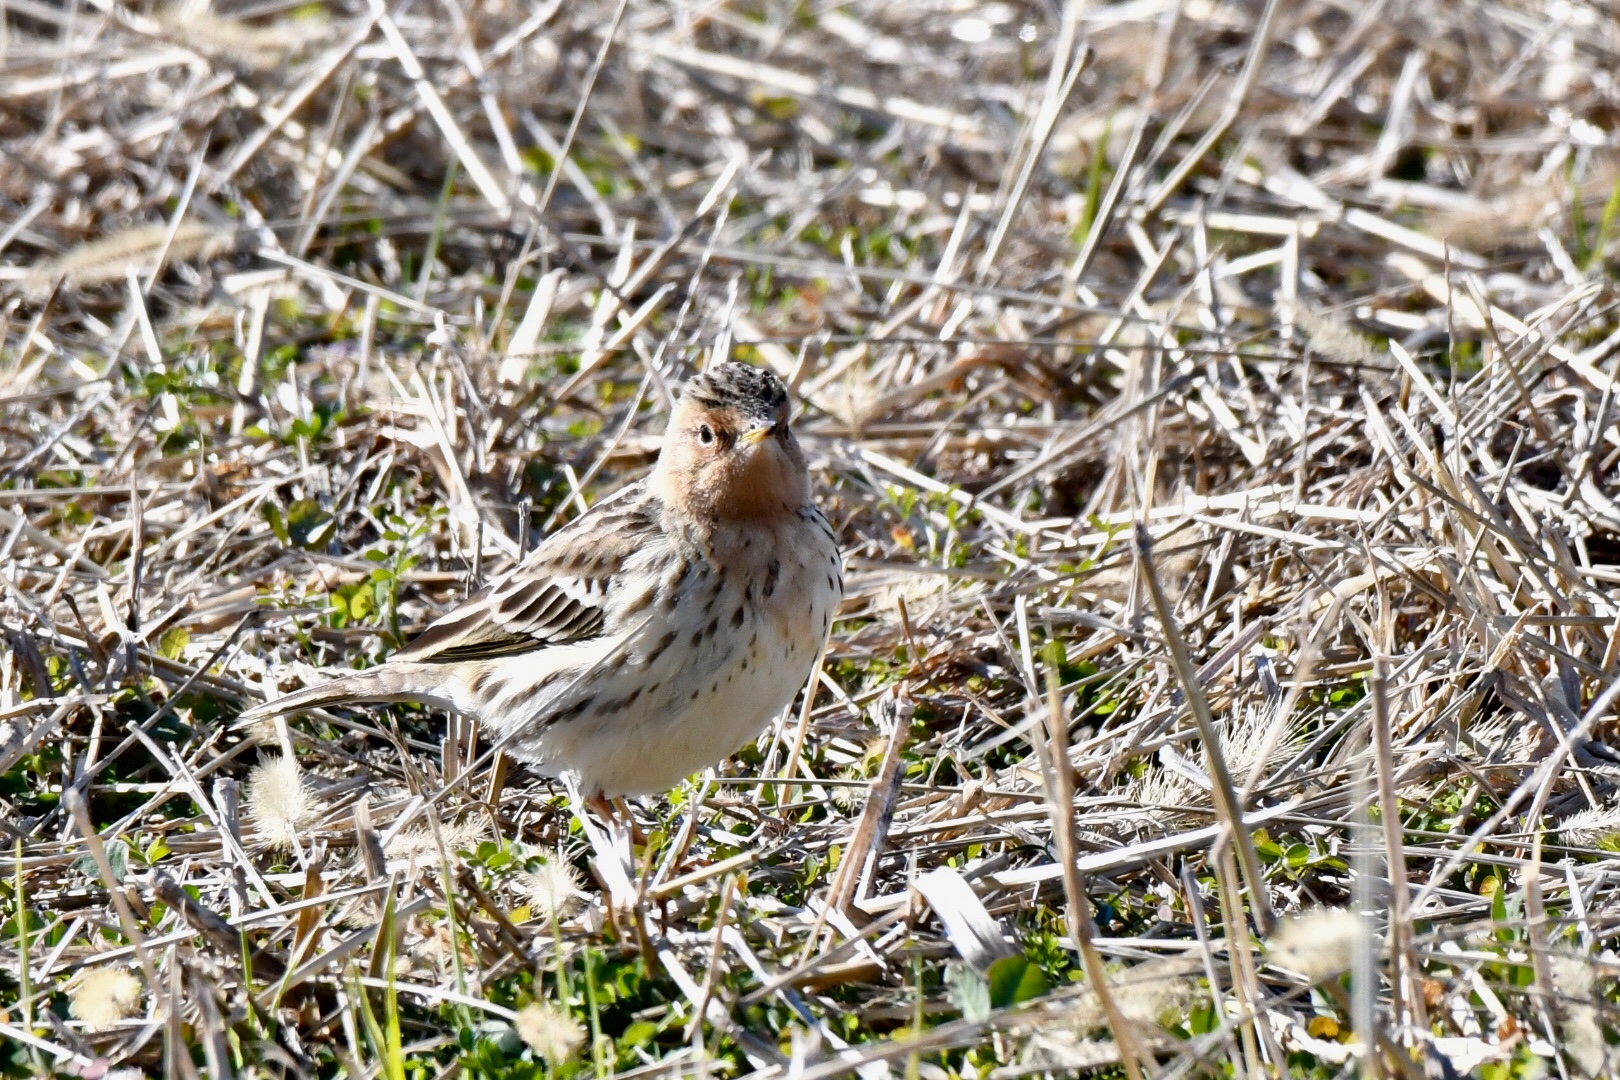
<box><xmin>241</xmin><ymin>361</ymin><xmax>843</xmax><ymax>801</ymax></box>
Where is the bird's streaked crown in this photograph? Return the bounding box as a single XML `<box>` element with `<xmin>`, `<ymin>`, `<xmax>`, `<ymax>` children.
<box><xmin>683</xmin><ymin>362</ymin><xmax>789</xmax><ymax>422</ymax></box>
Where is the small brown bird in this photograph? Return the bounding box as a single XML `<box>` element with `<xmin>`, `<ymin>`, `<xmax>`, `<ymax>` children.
<box><xmin>243</xmin><ymin>362</ymin><xmax>843</xmax><ymax>799</ymax></box>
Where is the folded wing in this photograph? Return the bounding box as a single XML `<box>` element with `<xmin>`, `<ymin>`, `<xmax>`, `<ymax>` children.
<box><xmin>392</xmin><ymin>486</ymin><xmax>657</xmax><ymax>664</ymax></box>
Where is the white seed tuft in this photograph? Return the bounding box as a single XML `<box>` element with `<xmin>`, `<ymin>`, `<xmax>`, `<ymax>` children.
<box><xmin>245</xmin><ymin>755</ymin><xmax>316</xmax><ymax>849</ymax></box>
<box><xmin>1558</xmin><ymin>806</ymin><xmax>1620</xmax><ymax>848</ymax></box>
<box><xmin>384</xmin><ymin>818</ymin><xmax>486</xmax><ymax>862</ymax></box>
<box><xmin>69</xmin><ymin>967</ymin><xmax>143</xmax><ymax>1031</ymax></box>
<box><xmin>1111</xmin><ymin>957</ymin><xmax>1204</xmax><ymax>1024</ymax></box>
<box><xmin>520</xmin><ymin>858</ymin><xmax>583</xmax><ymax>920</ymax></box>
<box><xmin>1291</xmin><ymin>306</ymin><xmax>1381</xmax><ymax>367</ymax></box>
<box><xmin>828</xmin><ymin>768</ymin><xmax>869</xmax><ymax>812</ymax></box>
<box><xmin>1267</xmin><ymin>908</ymin><xmax>1368</xmax><ymax>981</ymax></box>
<box><xmin>514</xmin><ymin>1002</ymin><xmax>586</xmax><ymax>1063</ymax></box>
<box><xmin>1553</xmin><ymin>955</ymin><xmax>1607</xmax><ymax>1078</ymax></box>
<box><xmin>22</xmin><ymin>222</ymin><xmax>232</xmax><ymax>299</ymax></box>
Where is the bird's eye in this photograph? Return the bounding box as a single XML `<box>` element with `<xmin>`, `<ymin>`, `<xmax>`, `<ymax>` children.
<box><xmin>698</xmin><ymin>424</ymin><xmax>715</xmax><ymax>445</ymax></box>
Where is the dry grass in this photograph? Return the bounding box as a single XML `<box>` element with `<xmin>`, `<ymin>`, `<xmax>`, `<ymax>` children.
<box><xmin>4</xmin><ymin>0</ymin><xmax>1620</xmax><ymax>1076</ymax></box>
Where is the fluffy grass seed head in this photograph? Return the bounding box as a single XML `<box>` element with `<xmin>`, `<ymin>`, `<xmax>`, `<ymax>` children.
<box><xmin>69</xmin><ymin>967</ymin><xmax>143</xmax><ymax>1031</ymax></box>
<box><xmin>828</xmin><ymin>766</ymin><xmax>869</xmax><ymax>812</ymax></box>
<box><xmin>1123</xmin><ymin>766</ymin><xmax>1199</xmax><ymax>830</ymax></box>
<box><xmin>1267</xmin><ymin>908</ymin><xmax>1368</xmax><ymax>981</ymax></box>
<box><xmin>22</xmin><ymin>221</ymin><xmax>231</xmax><ymax>299</ymax></box>
<box><xmin>1558</xmin><ymin>806</ymin><xmax>1620</xmax><ymax>848</ymax></box>
<box><xmin>245</xmin><ymin>755</ymin><xmax>317</xmax><ymax>849</ymax></box>
<box><xmin>1552</xmin><ymin>955</ymin><xmax>1607</xmax><ymax>1078</ymax></box>
<box><xmin>384</xmin><ymin>817</ymin><xmax>486</xmax><ymax>862</ymax></box>
<box><xmin>1111</xmin><ymin>957</ymin><xmax>1204</xmax><ymax>1025</ymax></box>
<box><xmin>1290</xmin><ymin>305</ymin><xmax>1382</xmax><ymax>367</ymax></box>
<box><xmin>514</xmin><ymin>1002</ymin><xmax>586</xmax><ymax>1064</ymax></box>
<box><xmin>520</xmin><ymin>857</ymin><xmax>583</xmax><ymax>920</ymax></box>
<box><xmin>1125</xmin><ymin>706</ymin><xmax>1299</xmax><ymax>834</ymax></box>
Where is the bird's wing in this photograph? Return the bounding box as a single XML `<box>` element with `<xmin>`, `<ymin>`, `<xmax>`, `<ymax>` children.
<box><xmin>392</xmin><ymin>485</ymin><xmax>660</xmax><ymax>664</ymax></box>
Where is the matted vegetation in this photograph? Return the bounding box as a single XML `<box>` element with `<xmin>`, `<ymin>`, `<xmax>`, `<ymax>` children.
<box><xmin>4</xmin><ymin>0</ymin><xmax>1620</xmax><ymax>1075</ymax></box>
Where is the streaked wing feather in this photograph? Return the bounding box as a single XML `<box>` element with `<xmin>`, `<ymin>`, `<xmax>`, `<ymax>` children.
<box><xmin>393</xmin><ymin>486</ymin><xmax>652</xmax><ymax>663</ymax></box>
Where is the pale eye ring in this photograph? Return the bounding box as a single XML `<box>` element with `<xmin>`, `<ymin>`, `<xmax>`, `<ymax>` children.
<box><xmin>698</xmin><ymin>424</ymin><xmax>715</xmax><ymax>445</ymax></box>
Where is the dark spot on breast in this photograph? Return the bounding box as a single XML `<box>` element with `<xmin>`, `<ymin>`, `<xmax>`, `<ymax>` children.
<box><xmin>731</xmin><ymin>604</ymin><xmax>746</xmax><ymax>628</ymax></box>
<box><xmin>622</xmin><ymin>588</ymin><xmax>656</xmax><ymax>618</ymax></box>
<box><xmin>710</xmin><ymin>681</ymin><xmax>720</xmax><ymax>694</ymax></box>
<box><xmin>764</xmin><ymin>558</ymin><xmax>780</xmax><ymax>598</ymax></box>
<box><xmin>664</xmin><ymin>563</ymin><xmax>696</xmax><ymax>605</ymax></box>
<box><xmin>690</xmin><ymin>689</ymin><xmax>700</xmax><ymax>701</ymax></box>
<box><xmin>651</xmin><ymin>630</ymin><xmax>677</xmax><ymax>660</ymax></box>
<box><xmin>704</xmin><ymin>614</ymin><xmax>719</xmax><ymax>638</ymax></box>
<box><xmin>690</xmin><ymin>629</ymin><xmax>704</xmax><ymax>649</ymax></box>
<box><xmin>552</xmin><ymin>695</ymin><xmax>594</xmax><ymax>724</ymax></box>
<box><xmin>626</xmin><ymin>686</ymin><xmax>643</xmax><ymax>705</ymax></box>
<box><xmin>740</xmin><ymin>656</ymin><xmax>748</xmax><ymax>671</ymax></box>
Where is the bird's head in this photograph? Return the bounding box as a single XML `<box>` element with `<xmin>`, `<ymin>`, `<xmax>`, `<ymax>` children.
<box><xmin>653</xmin><ymin>362</ymin><xmax>810</xmax><ymax>522</ymax></box>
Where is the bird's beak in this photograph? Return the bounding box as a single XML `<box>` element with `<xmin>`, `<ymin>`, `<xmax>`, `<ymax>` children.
<box><xmin>740</xmin><ymin>425</ymin><xmax>772</xmax><ymax>447</ymax></box>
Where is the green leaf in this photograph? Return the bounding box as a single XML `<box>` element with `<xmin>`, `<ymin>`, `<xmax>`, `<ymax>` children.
<box><xmin>158</xmin><ymin>626</ymin><xmax>189</xmax><ymax>661</ymax></box>
<box><xmin>74</xmin><ymin>838</ymin><xmax>131</xmax><ymax>884</ymax></box>
<box><xmin>284</xmin><ymin>499</ymin><xmax>334</xmax><ymax>550</ymax></box>
<box><xmin>261</xmin><ymin>504</ymin><xmax>288</xmax><ymax>543</ymax></box>
<box><xmin>946</xmin><ymin>963</ymin><xmax>991</xmax><ymax>1021</ymax></box>
<box><xmin>106</xmin><ymin>838</ymin><xmax>130</xmax><ymax>881</ymax></box>
<box><xmin>621</xmin><ymin>1020</ymin><xmax>659</xmax><ymax>1048</ymax></box>
<box><xmin>1188</xmin><ymin>1003</ymin><xmax>1219</xmax><ymax>1035</ymax></box>
<box><xmin>986</xmin><ymin>955</ymin><xmax>1049</xmax><ymax>1008</ymax></box>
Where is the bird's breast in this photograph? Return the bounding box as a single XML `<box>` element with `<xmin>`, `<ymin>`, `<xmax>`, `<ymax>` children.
<box><xmin>486</xmin><ymin>508</ymin><xmax>841</xmax><ymax>798</ymax></box>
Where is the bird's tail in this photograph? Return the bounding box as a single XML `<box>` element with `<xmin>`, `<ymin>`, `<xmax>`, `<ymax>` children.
<box><xmin>237</xmin><ymin>662</ymin><xmax>467</xmax><ymax>723</ymax></box>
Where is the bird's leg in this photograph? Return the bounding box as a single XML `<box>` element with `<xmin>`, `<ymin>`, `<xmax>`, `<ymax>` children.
<box><xmin>481</xmin><ymin>750</ymin><xmax>509</xmax><ymax>836</ymax></box>
<box><xmin>570</xmin><ymin>785</ymin><xmax>654</xmax><ymax>952</ymax></box>
<box><xmin>585</xmin><ymin>793</ymin><xmax>617</xmax><ymax>825</ymax></box>
<box><xmin>612</xmin><ymin>796</ymin><xmax>650</xmax><ymax>846</ymax></box>
<box><xmin>582</xmin><ymin>794</ymin><xmax>649</xmax><ymax>846</ymax></box>
<box><xmin>604</xmin><ymin>807</ymin><xmax>656</xmax><ymax>961</ymax></box>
